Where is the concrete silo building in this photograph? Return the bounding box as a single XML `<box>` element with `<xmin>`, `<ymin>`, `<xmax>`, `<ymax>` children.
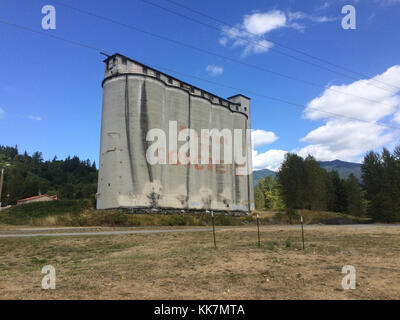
<box><xmin>97</xmin><ymin>53</ymin><xmax>254</xmax><ymax>213</ymax></box>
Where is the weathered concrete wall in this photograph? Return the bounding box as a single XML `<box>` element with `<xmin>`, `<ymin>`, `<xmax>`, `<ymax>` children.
<box><xmin>97</xmin><ymin>54</ymin><xmax>254</xmax><ymax>212</ymax></box>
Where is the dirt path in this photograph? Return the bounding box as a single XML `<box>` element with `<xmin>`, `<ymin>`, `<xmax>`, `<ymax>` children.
<box><xmin>1</xmin><ymin>223</ymin><xmax>399</xmax><ymax>238</ymax></box>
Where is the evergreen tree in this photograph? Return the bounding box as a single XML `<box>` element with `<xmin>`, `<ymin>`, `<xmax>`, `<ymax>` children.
<box><xmin>345</xmin><ymin>173</ymin><xmax>364</xmax><ymax>216</ymax></box>
<box><xmin>278</xmin><ymin>153</ymin><xmax>362</xmax><ymax>215</ymax></box>
<box><xmin>303</xmin><ymin>155</ymin><xmax>327</xmax><ymax>211</ymax></box>
<box><xmin>362</xmin><ymin>147</ymin><xmax>400</xmax><ymax>222</ymax></box>
<box><xmin>330</xmin><ymin>170</ymin><xmax>348</xmax><ymax>213</ymax></box>
<box><xmin>277</xmin><ymin>153</ymin><xmax>305</xmax><ymax>210</ymax></box>
<box><xmin>0</xmin><ymin>145</ymin><xmax>98</xmax><ymax>205</ymax></box>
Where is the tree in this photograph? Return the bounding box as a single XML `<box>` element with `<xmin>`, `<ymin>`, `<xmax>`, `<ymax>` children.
<box><xmin>346</xmin><ymin>174</ymin><xmax>364</xmax><ymax>216</ymax></box>
<box><xmin>277</xmin><ymin>153</ymin><xmax>305</xmax><ymax>210</ymax></box>
<box><xmin>362</xmin><ymin>147</ymin><xmax>400</xmax><ymax>222</ymax></box>
<box><xmin>254</xmin><ymin>176</ymin><xmax>284</xmax><ymax>211</ymax></box>
<box><xmin>278</xmin><ymin>153</ymin><xmax>361</xmax><ymax>216</ymax></box>
<box><xmin>0</xmin><ymin>145</ymin><xmax>99</xmax><ymax>204</ymax></box>
<box><xmin>262</xmin><ymin>176</ymin><xmax>284</xmax><ymax>210</ymax></box>
<box><xmin>24</xmin><ymin>173</ymin><xmax>41</xmax><ymax>197</ymax></box>
<box><xmin>7</xmin><ymin>172</ymin><xmax>24</xmax><ymax>204</ymax></box>
<box><xmin>278</xmin><ymin>154</ymin><xmax>329</xmax><ymax>211</ymax></box>
<box><xmin>329</xmin><ymin>170</ymin><xmax>348</xmax><ymax>213</ymax></box>
<box><xmin>254</xmin><ymin>179</ymin><xmax>265</xmax><ymax>210</ymax></box>
<box><xmin>303</xmin><ymin>155</ymin><xmax>327</xmax><ymax>211</ymax></box>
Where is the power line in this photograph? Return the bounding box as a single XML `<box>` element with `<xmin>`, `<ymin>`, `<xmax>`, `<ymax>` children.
<box><xmin>0</xmin><ymin>19</ymin><xmax>107</xmax><ymax>54</ymax></box>
<box><xmin>159</xmin><ymin>0</ymin><xmax>400</xmax><ymax>92</ymax></box>
<box><xmin>154</xmin><ymin>64</ymin><xmax>400</xmax><ymax>131</ymax></box>
<box><xmin>142</xmin><ymin>0</ymin><xmax>393</xmax><ymax>91</ymax></box>
<box><xmin>42</xmin><ymin>0</ymin><xmax>400</xmax><ymax>110</ymax></box>
<box><xmin>1</xmin><ymin>19</ymin><xmax>399</xmax><ymax>131</ymax></box>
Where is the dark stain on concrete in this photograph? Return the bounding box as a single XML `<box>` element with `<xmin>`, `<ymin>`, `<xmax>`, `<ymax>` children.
<box><xmin>140</xmin><ymin>80</ymin><xmax>153</xmax><ymax>184</ymax></box>
<box><xmin>125</xmin><ymin>76</ymin><xmax>136</xmax><ymax>187</ymax></box>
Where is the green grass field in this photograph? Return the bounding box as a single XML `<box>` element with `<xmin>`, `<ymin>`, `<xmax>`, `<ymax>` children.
<box><xmin>0</xmin><ymin>200</ymin><xmax>371</xmax><ymax>228</ymax></box>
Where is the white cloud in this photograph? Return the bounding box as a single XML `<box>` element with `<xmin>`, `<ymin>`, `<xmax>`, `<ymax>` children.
<box><xmin>304</xmin><ymin>66</ymin><xmax>400</xmax><ymax>122</ymax></box>
<box><xmin>243</xmin><ymin>11</ymin><xmax>287</xmax><ymax>35</ymax></box>
<box><xmin>299</xmin><ymin>65</ymin><xmax>400</xmax><ymax>161</ymax></box>
<box><xmin>220</xmin><ymin>10</ymin><xmax>285</xmax><ymax>56</ymax></box>
<box><xmin>205</xmin><ymin>65</ymin><xmax>223</xmax><ymax>76</ymax></box>
<box><xmin>251</xmin><ymin>129</ymin><xmax>281</xmax><ymax>171</ymax></box>
<box><xmin>252</xmin><ymin>149</ymin><xmax>287</xmax><ymax>171</ymax></box>
<box><xmin>376</xmin><ymin>0</ymin><xmax>400</xmax><ymax>6</ymax></box>
<box><xmin>220</xmin><ymin>10</ymin><xmax>338</xmax><ymax>56</ymax></box>
<box><xmin>298</xmin><ymin>120</ymin><xmax>394</xmax><ymax>161</ymax></box>
<box><xmin>251</xmin><ymin>67</ymin><xmax>400</xmax><ymax>171</ymax></box>
<box><xmin>251</xmin><ymin>129</ymin><xmax>278</xmax><ymax>147</ymax></box>
<box><xmin>393</xmin><ymin>111</ymin><xmax>400</xmax><ymax>124</ymax></box>
<box><xmin>287</xmin><ymin>11</ymin><xmax>339</xmax><ymax>24</ymax></box>
<box><xmin>219</xmin><ymin>37</ymin><xmax>228</xmax><ymax>46</ymax></box>
<box><xmin>0</xmin><ymin>107</ymin><xmax>4</xmax><ymax>119</ymax></box>
<box><xmin>317</xmin><ymin>2</ymin><xmax>331</xmax><ymax>10</ymax></box>
<box><xmin>28</xmin><ymin>115</ymin><xmax>42</xmax><ymax>121</ymax></box>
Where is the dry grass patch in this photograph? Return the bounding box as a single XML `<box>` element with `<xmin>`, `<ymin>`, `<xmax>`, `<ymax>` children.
<box><xmin>0</xmin><ymin>225</ymin><xmax>399</xmax><ymax>299</ymax></box>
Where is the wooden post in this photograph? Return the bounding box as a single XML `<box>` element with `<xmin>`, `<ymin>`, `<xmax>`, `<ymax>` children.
<box><xmin>211</xmin><ymin>211</ymin><xmax>216</xmax><ymax>249</ymax></box>
<box><xmin>0</xmin><ymin>168</ymin><xmax>4</xmax><ymax>209</ymax></box>
<box><xmin>301</xmin><ymin>215</ymin><xmax>305</xmax><ymax>250</ymax></box>
<box><xmin>256</xmin><ymin>214</ymin><xmax>261</xmax><ymax>248</ymax></box>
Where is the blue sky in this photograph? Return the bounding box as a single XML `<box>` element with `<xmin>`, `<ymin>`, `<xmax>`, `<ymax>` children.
<box><xmin>0</xmin><ymin>0</ymin><xmax>399</xmax><ymax>170</ymax></box>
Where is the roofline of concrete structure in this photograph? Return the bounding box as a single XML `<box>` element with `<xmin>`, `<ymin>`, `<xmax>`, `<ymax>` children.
<box><xmin>103</xmin><ymin>53</ymin><xmax>251</xmax><ymax>107</ymax></box>
<box><xmin>227</xmin><ymin>94</ymin><xmax>251</xmax><ymax>100</ymax></box>
<box><xmin>102</xmin><ymin>73</ymin><xmax>249</xmax><ymax>119</ymax></box>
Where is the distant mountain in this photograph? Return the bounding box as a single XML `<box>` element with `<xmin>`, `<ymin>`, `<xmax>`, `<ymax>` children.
<box><xmin>253</xmin><ymin>159</ymin><xmax>362</xmax><ymax>186</ymax></box>
<box><xmin>253</xmin><ymin>168</ymin><xmax>276</xmax><ymax>186</ymax></box>
<box><xmin>318</xmin><ymin>160</ymin><xmax>362</xmax><ymax>181</ymax></box>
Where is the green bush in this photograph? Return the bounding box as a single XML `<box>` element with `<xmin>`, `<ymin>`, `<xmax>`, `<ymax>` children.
<box><xmin>93</xmin><ymin>211</ymin><xmax>129</xmax><ymax>226</ymax></box>
<box><xmin>0</xmin><ymin>200</ymin><xmax>255</xmax><ymax>227</ymax></box>
<box><xmin>266</xmin><ymin>241</ymin><xmax>275</xmax><ymax>250</ymax></box>
<box><xmin>0</xmin><ymin>200</ymin><xmax>91</xmax><ymax>225</ymax></box>
<box><xmin>214</xmin><ymin>214</ymin><xmax>240</xmax><ymax>226</ymax></box>
<box><xmin>160</xmin><ymin>214</ymin><xmax>188</xmax><ymax>226</ymax></box>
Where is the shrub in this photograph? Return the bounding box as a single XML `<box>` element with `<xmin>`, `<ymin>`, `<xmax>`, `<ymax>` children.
<box><xmin>214</xmin><ymin>214</ymin><xmax>239</xmax><ymax>226</ymax></box>
<box><xmin>160</xmin><ymin>214</ymin><xmax>188</xmax><ymax>226</ymax></box>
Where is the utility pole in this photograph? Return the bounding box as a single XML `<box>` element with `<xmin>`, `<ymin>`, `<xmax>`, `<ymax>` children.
<box><xmin>0</xmin><ymin>168</ymin><xmax>4</xmax><ymax>209</ymax></box>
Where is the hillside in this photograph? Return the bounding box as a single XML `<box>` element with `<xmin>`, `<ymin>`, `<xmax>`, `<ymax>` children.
<box><xmin>318</xmin><ymin>159</ymin><xmax>362</xmax><ymax>181</ymax></box>
<box><xmin>253</xmin><ymin>159</ymin><xmax>362</xmax><ymax>186</ymax></box>
<box><xmin>253</xmin><ymin>168</ymin><xmax>276</xmax><ymax>186</ymax></box>
<box><xmin>0</xmin><ymin>145</ymin><xmax>98</xmax><ymax>206</ymax></box>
